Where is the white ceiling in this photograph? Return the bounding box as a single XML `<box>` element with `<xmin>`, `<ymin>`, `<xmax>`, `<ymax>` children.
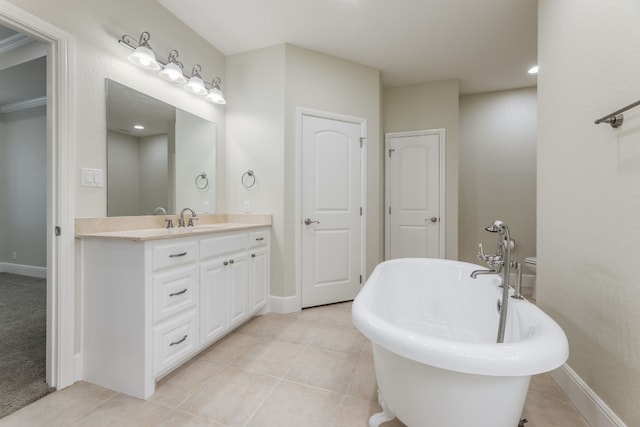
<box><xmin>156</xmin><ymin>0</ymin><xmax>538</xmax><ymax>94</ymax></box>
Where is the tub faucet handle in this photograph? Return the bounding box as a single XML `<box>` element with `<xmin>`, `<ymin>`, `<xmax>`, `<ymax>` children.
<box><xmin>478</xmin><ymin>243</ymin><xmax>489</xmax><ymax>262</ymax></box>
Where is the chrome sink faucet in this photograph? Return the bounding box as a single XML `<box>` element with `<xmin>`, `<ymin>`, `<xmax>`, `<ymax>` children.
<box><xmin>178</xmin><ymin>207</ymin><xmax>198</xmax><ymax>227</ymax></box>
<box><xmin>470</xmin><ymin>220</ymin><xmax>515</xmax><ymax>343</ymax></box>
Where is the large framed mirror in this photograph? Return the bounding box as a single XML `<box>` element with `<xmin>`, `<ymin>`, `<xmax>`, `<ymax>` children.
<box><xmin>106</xmin><ymin>79</ymin><xmax>216</xmax><ymax>216</ymax></box>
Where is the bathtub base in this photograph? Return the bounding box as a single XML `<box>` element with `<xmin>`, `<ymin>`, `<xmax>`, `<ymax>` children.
<box><xmin>369</xmin><ymin>390</ymin><xmax>396</xmax><ymax>427</ymax></box>
<box><xmin>372</xmin><ymin>344</ymin><xmax>531</xmax><ymax>427</ymax></box>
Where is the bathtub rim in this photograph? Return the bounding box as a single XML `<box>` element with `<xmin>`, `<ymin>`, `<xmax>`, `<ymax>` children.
<box><xmin>352</xmin><ymin>258</ymin><xmax>569</xmax><ymax>377</ymax></box>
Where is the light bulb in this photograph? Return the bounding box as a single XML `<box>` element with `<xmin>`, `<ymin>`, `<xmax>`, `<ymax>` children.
<box><xmin>128</xmin><ymin>46</ymin><xmax>160</xmax><ymax>70</ymax></box>
<box><xmin>184</xmin><ymin>75</ymin><xmax>207</xmax><ymax>95</ymax></box>
<box><xmin>159</xmin><ymin>62</ymin><xmax>187</xmax><ymax>83</ymax></box>
<box><xmin>205</xmin><ymin>87</ymin><xmax>226</xmax><ymax>104</ymax></box>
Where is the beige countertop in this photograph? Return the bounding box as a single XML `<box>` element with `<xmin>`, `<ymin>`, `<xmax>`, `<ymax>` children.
<box><xmin>75</xmin><ymin>214</ymin><xmax>271</xmax><ymax>242</ymax></box>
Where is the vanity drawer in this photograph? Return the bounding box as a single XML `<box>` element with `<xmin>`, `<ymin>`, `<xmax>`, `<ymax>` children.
<box><xmin>152</xmin><ymin>265</ymin><xmax>198</xmax><ymax>323</ymax></box>
<box><xmin>153</xmin><ymin>309</ymin><xmax>198</xmax><ymax>376</ymax></box>
<box><xmin>248</xmin><ymin>230</ymin><xmax>269</xmax><ymax>248</ymax></box>
<box><xmin>200</xmin><ymin>233</ymin><xmax>248</xmax><ymax>259</ymax></box>
<box><xmin>152</xmin><ymin>241</ymin><xmax>198</xmax><ymax>271</ymax></box>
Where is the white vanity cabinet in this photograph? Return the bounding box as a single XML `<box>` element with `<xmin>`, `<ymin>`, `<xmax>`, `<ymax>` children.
<box><xmin>81</xmin><ymin>226</ymin><xmax>269</xmax><ymax>399</ymax></box>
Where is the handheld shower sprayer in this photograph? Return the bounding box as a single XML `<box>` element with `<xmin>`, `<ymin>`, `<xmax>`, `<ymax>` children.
<box><xmin>485</xmin><ymin>220</ymin><xmax>506</xmax><ymax>234</ymax></box>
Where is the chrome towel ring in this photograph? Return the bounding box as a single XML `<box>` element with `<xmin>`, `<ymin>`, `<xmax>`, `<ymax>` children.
<box><xmin>195</xmin><ymin>172</ymin><xmax>209</xmax><ymax>189</ymax></box>
<box><xmin>242</xmin><ymin>170</ymin><xmax>256</xmax><ymax>188</ymax></box>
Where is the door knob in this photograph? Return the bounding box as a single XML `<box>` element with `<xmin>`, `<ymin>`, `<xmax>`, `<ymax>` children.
<box><xmin>304</xmin><ymin>218</ymin><xmax>320</xmax><ymax>225</ymax></box>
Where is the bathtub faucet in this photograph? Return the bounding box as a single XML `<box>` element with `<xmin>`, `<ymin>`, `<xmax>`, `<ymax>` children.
<box><xmin>471</xmin><ymin>220</ymin><xmax>514</xmax><ymax>343</ymax></box>
<box><xmin>471</xmin><ymin>241</ymin><xmax>505</xmax><ymax>277</ymax></box>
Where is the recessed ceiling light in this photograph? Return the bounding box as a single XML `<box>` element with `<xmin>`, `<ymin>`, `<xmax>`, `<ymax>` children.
<box><xmin>133</xmin><ymin>124</ymin><xmax>145</xmax><ymax>130</ymax></box>
<box><xmin>528</xmin><ymin>65</ymin><xmax>539</xmax><ymax>74</ymax></box>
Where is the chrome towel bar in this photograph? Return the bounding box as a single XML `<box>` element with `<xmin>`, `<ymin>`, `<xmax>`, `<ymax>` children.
<box><xmin>594</xmin><ymin>99</ymin><xmax>640</xmax><ymax>128</ymax></box>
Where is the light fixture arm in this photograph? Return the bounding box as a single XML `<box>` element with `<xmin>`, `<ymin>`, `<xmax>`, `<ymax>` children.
<box><xmin>190</xmin><ymin>64</ymin><xmax>203</xmax><ymax>79</ymax></box>
<box><xmin>119</xmin><ymin>31</ymin><xmax>153</xmax><ymax>51</ymax></box>
<box><xmin>166</xmin><ymin>50</ymin><xmax>184</xmax><ymax>69</ymax></box>
<box><xmin>209</xmin><ymin>76</ymin><xmax>221</xmax><ymax>89</ymax></box>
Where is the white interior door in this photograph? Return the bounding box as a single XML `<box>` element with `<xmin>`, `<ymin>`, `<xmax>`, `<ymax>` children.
<box><xmin>386</xmin><ymin>130</ymin><xmax>444</xmax><ymax>259</ymax></box>
<box><xmin>301</xmin><ymin>114</ymin><xmax>364</xmax><ymax>308</ymax></box>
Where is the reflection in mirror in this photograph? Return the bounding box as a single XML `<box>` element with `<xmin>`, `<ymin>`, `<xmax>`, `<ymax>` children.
<box><xmin>106</xmin><ymin>79</ymin><xmax>216</xmax><ymax>216</ymax></box>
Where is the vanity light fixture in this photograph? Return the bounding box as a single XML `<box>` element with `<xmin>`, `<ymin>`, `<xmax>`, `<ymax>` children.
<box><xmin>118</xmin><ymin>31</ymin><xmax>227</xmax><ymax>104</ymax></box>
<box><xmin>158</xmin><ymin>50</ymin><xmax>187</xmax><ymax>84</ymax></box>
<box><xmin>184</xmin><ymin>65</ymin><xmax>208</xmax><ymax>95</ymax></box>
<box><xmin>124</xmin><ymin>31</ymin><xmax>160</xmax><ymax>70</ymax></box>
<box><xmin>205</xmin><ymin>77</ymin><xmax>226</xmax><ymax>104</ymax></box>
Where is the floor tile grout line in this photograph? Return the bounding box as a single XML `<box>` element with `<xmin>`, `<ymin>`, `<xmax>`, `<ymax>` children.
<box><xmin>240</xmin><ymin>377</ymin><xmax>284</xmax><ymax>427</ymax></box>
<box><xmin>69</xmin><ymin>390</ymin><xmax>121</xmax><ymax>424</ymax></box>
<box><xmin>343</xmin><ymin>339</ymin><xmax>369</xmax><ymax>399</ymax></box>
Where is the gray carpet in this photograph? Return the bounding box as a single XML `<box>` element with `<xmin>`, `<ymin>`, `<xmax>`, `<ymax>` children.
<box><xmin>0</xmin><ymin>273</ymin><xmax>55</xmax><ymax>419</ymax></box>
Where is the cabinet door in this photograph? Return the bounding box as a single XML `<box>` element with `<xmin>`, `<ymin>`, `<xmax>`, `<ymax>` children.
<box><xmin>200</xmin><ymin>257</ymin><xmax>227</xmax><ymax>346</ymax></box>
<box><xmin>249</xmin><ymin>247</ymin><xmax>269</xmax><ymax>314</ymax></box>
<box><xmin>227</xmin><ymin>251</ymin><xmax>248</xmax><ymax>330</ymax></box>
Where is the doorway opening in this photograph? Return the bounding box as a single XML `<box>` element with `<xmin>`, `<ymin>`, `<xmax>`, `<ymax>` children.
<box><xmin>0</xmin><ymin>24</ymin><xmax>52</xmax><ymax>418</ymax></box>
<box><xmin>0</xmin><ymin>0</ymin><xmax>76</xmax><ymax>418</ymax></box>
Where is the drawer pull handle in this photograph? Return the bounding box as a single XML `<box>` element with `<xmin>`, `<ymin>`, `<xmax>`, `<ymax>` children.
<box><xmin>169</xmin><ymin>335</ymin><xmax>188</xmax><ymax>347</ymax></box>
<box><xmin>169</xmin><ymin>288</ymin><xmax>188</xmax><ymax>297</ymax></box>
<box><xmin>255</xmin><ymin>237</ymin><xmax>265</xmax><ymax>241</ymax></box>
<box><xmin>169</xmin><ymin>252</ymin><xmax>188</xmax><ymax>258</ymax></box>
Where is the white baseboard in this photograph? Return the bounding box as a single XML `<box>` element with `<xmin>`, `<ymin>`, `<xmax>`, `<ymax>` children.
<box><xmin>269</xmin><ymin>295</ymin><xmax>299</xmax><ymax>314</ymax></box>
<box><xmin>0</xmin><ymin>262</ymin><xmax>46</xmax><ymax>278</ymax></box>
<box><xmin>551</xmin><ymin>364</ymin><xmax>627</xmax><ymax>427</ymax></box>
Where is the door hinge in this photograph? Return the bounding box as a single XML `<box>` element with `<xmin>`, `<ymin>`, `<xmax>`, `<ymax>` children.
<box><xmin>360</xmin><ymin>274</ymin><xmax>363</xmax><ymax>284</ymax></box>
<box><xmin>55</xmin><ymin>226</ymin><xmax>61</xmax><ymax>236</ymax></box>
<box><xmin>360</xmin><ymin>206</ymin><xmax>363</xmax><ymax>216</ymax></box>
<box><xmin>389</xmin><ymin>148</ymin><xmax>395</xmax><ymax>158</ymax></box>
<box><xmin>388</xmin><ymin>206</ymin><xmax>391</xmax><ymax>215</ymax></box>
<box><xmin>360</xmin><ymin>137</ymin><xmax>366</xmax><ymax>147</ymax></box>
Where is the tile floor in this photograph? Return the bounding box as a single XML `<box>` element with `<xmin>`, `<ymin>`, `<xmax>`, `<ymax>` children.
<box><xmin>0</xmin><ymin>301</ymin><xmax>590</xmax><ymax>427</ymax></box>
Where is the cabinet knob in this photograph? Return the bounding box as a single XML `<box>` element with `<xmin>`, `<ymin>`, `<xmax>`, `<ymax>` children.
<box><xmin>251</xmin><ymin>253</ymin><xmax>256</xmax><ymax>258</ymax></box>
<box><xmin>229</xmin><ymin>259</ymin><xmax>234</xmax><ymax>264</ymax></box>
<box><xmin>223</xmin><ymin>261</ymin><xmax>228</xmax><ymax>266</ymax></box>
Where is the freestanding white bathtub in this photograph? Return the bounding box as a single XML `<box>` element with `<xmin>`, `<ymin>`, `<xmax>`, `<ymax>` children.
<box><xmin>352</xmin><ymin>258</ymin><xmax>569</xmax><ymax>427</ymax></box>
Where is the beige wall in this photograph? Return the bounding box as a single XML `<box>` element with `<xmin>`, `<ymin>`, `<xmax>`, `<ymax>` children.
<box><xmin>6</xmin><ymin>0</ymin><xmax>227</xmax><ymax>217</ymax></box>
<box><xmin>383</xmin><ymin>80</ymin><xmax>459</xmax><ymax>259</ymax></box>
<box><xmin>284</xmin><ymin>45</ymin><xmax>383</xmax><ymax>295</ymax></box>
<box><xmin>539</xmin><ymin>0</ymin><xmax>640</xmax><ymax>424</ymax></box>
<box><xmin>226</xmin><ymin>44</ymin><xmax>382</xmax><ymax>299</ymax></box>
<box><xmin>459</xmin><ymin>88</ymin><xmax>537</xmax><ymax>264</ymax></box>
<box><xmin>226</xmin><ymin>45</ymin><xmax>287</xmax><ymax>296</ymax></box>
